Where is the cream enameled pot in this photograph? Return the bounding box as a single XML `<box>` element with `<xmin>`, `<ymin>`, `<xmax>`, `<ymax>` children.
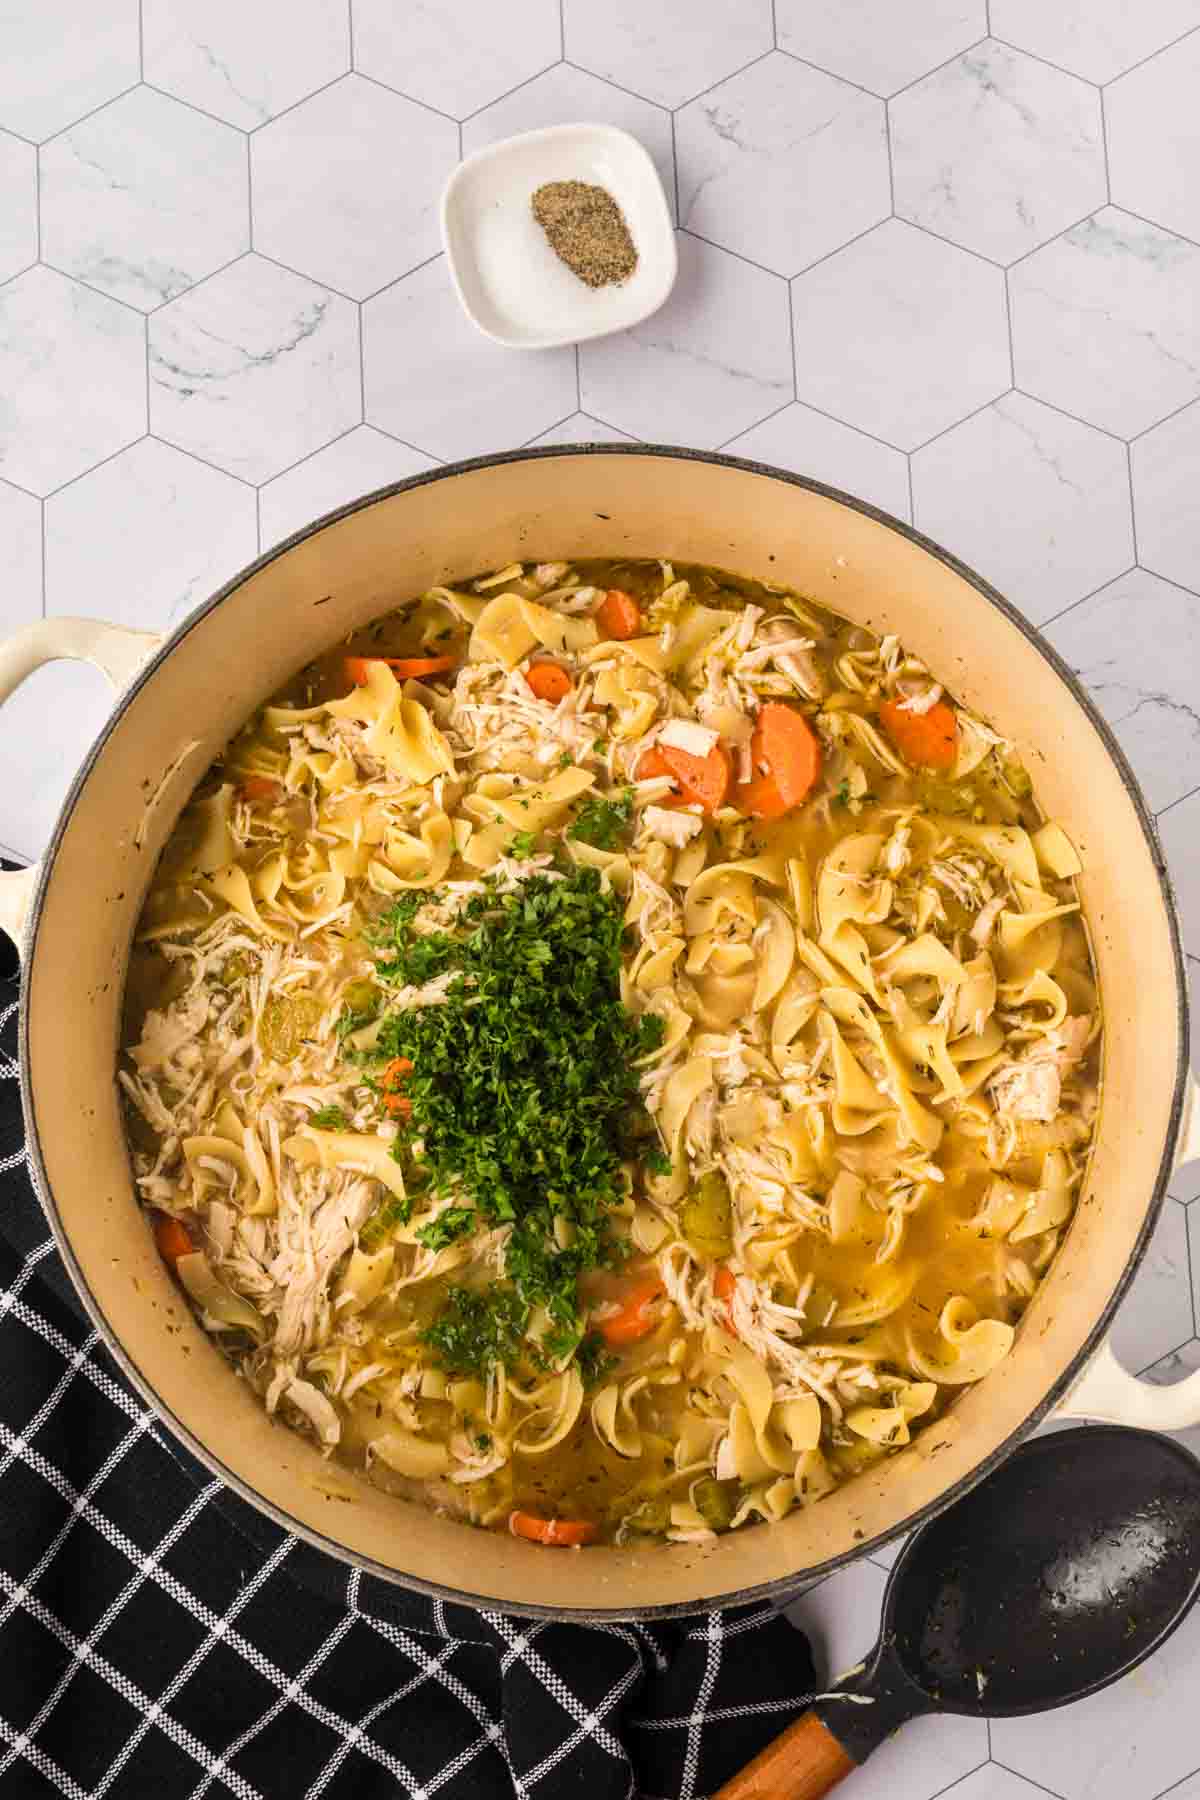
<box><xmin>3</xmin><ymin>447</ymin><xmax>1198</xmax><ymax>1620</ymax></box>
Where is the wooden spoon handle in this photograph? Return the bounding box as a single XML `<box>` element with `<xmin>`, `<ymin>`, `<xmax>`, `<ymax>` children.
<box><xmin>713</xmin><ymin>1709</ymin><xmax>855</xmax><ymax>1799</ymax></box>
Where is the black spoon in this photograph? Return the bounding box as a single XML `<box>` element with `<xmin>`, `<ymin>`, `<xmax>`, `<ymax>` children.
<box><xmin>717</xmin><ymin>1426</ymin><xmax>1200</xmax><ymax>1799</ymax></box>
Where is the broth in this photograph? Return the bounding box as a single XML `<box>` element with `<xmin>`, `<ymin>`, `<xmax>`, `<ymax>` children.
<box><xmin>121</xmin><ymin>558</ymin><xmax>1099</xmax><ymax>1547</ymax></box>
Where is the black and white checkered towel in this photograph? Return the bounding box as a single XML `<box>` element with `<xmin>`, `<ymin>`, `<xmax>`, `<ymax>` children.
<box><xmin>0</xmin><ymin>913</ymin><xmax>814</xmax><ymax>1799</ymax></box>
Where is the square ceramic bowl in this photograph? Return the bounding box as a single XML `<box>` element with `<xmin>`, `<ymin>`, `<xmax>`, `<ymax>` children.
<box><xmin>440</xmin><ymin>122</ymin><xmax>677</xmax><ymax>350</ymax></box>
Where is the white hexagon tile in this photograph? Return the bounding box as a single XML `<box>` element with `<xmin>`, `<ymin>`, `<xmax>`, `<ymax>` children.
<box><xmin>148</xmin><ymin>255</ymin><xmax>360</xmax><ymax>482</ymax></box>
<box><xmin>674</xmin><ymin>53</ymin><xmax>889</xmax><ymax>275</ymax></box>
<box><xmin>1</xmin><ymin>5</ymin><xmax>1200</xmax><ymax>1795</ymax></box>
<box><xmin>890</xmin><ymin>41</ymin><xmax>1106</xmax><ymax>264</ymax></box>
<box><xmin>40</xmin><ymin>86</ymin><xmax>249</xmax><ymax>311</ymax></box>
<box><xmin>141</xmin><ymin>0</ymin><xmax>350</xmax><ymax>130</ymax></box>
<box><xmin>251</xmin><ymin>75</ymin><xmax>457</xmax><ymax>300</ymax></box>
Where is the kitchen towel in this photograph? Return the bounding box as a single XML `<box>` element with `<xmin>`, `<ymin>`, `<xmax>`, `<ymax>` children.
<box><xmin>0</xmin><ymin>944</ymin><xmax>815</xmax><ymax>1799</ymax></box>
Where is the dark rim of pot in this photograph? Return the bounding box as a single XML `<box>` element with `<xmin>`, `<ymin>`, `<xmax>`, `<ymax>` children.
<box><xmin>17</xmin><ymin>444</ymin><xmax>1191</xmax><ymax>1623</ymax></box>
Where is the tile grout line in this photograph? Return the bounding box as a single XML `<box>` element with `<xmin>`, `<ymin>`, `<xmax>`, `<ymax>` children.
<box><xmin>909</xmin><ymin>386</ymin><xmax>1014</xmax><ymax>460</ymax></box>
<box><xmin>1101</xmin><ymin>19</ymin><xmax>1200</xmax><ymax>90</ymax></box>
<box><xmin>883</xmin><ymin>98</ymin><xmax>896</xmax><ymax>213</ymax></box>
<box><xmin>664</xmin><ymin>46</ymin><xmax>777</xmax><ymax>115</ymax></box>
<box><xmin>988</xmin><ymin>1759</ymin><xmax>1069</xmax><ymax>1800</ymax></box>
<box><xmin>351</xmin><ymin>64</ymin><xmax>473</xmax><ymax>127</ymax></box>
<box><xmin>136</xmin><ymin>0</ymin><xmax>145</xmax><ymax>80</ymax></box>
<box><xmin>1007</xmin><ymin>384</ymin><xmax>1129</xmax><ymax>447</ymax></box>
<box><xmin>458</xmin><ymin>59</ymin><xmax>564</xmax><ymax>130</ymax></box>
<box><xmin>1128</xmin><ymin>387</ymin><xmax>1200</xmax><ymax>445</ymax></box>
<box><xmin>1036</xmin><ymin>564</ymin><xmax>1136</xmax><ymax>632</ymax></box>
<box><xmin>677</xmin><ymin>224</ymin><xmax>788</xmax><ymax>282</ymax></box>
<box><xmin>33</xmin><ymin>81</ymin><xmax>142</xmax><ymax>149</ymax></box>
<box><xmin>987</xmin><ymin>34</ymin><xmax>1103</xmax><ymax>90</ymax></box>
<box><xmin>773</xmin><ymin>43</ymin><xmax>890</xmax><ymax>103</ymax></box>
<box><xmin>1158</xmin><ymin>776</ymin><xmax>1200</xmax><ymax>819</ymax></box>
<box><xmin>246</xmin><ymin>134</ymin><xmax>253</xmax><ymax>252</ymax></box>
<box><xmin>1098</xmin><ymin>85</ymin><xmax>1112</xmax><ymax>205</ymax></box>
<box><xmin>1126</xmin><ymin>441</ymin><xmax>1140</xmax><ymax>566</ymax></box>
<box><xmin>356</xmin><ymin>302</ymin><xmax>366</xmax><ymax>424</ymax></box>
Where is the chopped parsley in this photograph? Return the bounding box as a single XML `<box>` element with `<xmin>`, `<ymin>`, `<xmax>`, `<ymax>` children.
<box><xmin>363</xmin><ymin>867</ymin><xmax>662</xmax><ymax>1372</ymax></box>
<box><xmin>642</xmin><ymin>1146</ymin><xmax>673</xmax><ymax>1178</ymax></box>
<box><xmin>507</xmin><ymin>829</ymin><xmax>538</xmax><ymax>857</ymax></box>
<box><xmin>309</xmin><ymin>1105</ymin><xmax>349</xmax><ymax>1131</ymax></box>
<box><xmin>567</xmin><ymin>788</ymin><xmax>634</xmax><ymax>851</ymax></box>
<box><xmin>414</xmin><ymin>1206</ymin><xmax>476</xmax><ymax>1251</ymax></box>
<box><xmin>575</xmin><ymin>1331</ymin><xmax>619</xmax><ymax>1389</ymax></box>
<box><xmin>422</xmin><ymin>1286</ymin><xmax>529</xmax><ymax>1378</ymax></box>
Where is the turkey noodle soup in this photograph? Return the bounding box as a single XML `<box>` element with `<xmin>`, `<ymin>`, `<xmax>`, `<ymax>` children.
<box><xmin>123</xmin><ymin>559</ymin><xmax>1100</xmax><ymax>1548</ymax></box>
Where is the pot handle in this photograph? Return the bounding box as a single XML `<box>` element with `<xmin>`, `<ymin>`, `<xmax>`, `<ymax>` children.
<box><xmin>1053</xmin><ymin>1070</ymin><xmax>1200</xmax><ymax>1428</ymax></box>
<box><xmin>0</xmin><ymin>617</ymin><xmax>161</xmax><ymax>961</ymax></box>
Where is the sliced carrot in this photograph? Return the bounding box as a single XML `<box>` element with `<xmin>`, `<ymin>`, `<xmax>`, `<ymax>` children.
<box><xmin>154</xmin><ymin>1213</ymin><xmax>193</xmax><ymax>1270</ymax></box>
<box><xmin>878</xmin><ymin>697</ymin><xmax>958</xmax><ymax>771</ymax></box>
<box><xmin>239</xmin><ymin>775</ymin><xmax>282</xmax><ymax>805</ymax></box>
<box><xmin>713</xmin><ymin>1265</ymin><xmax>738</xmax><ymax>1337</ymax></box>
<box><xmin>597</xmin><ymin>1271</ymin><xmax>665</xmax><ymax>1348</ymax></box>
<box><xmin>525</xmin><ymin>662</ymin><xmax>573</xmax><ymax>704</ymax></box>
<box><xmin>755</xmin><ymin>703</ymin><xmax>822</xmax><ymax>807</ymax></box>
<box><xmin>595</xmin><ymin>589</ymin><xmax>642</xmax><ymax>640</ymax></box>
<box><xmin>510</xmin><ymin>1512</ymin><xmax>599</xmax><ymax>1548</ymax></box>
<box><xmin>345</xmin><ymin>654</ymin><xmax>458</xmax><ymax>686</ymax></box>
<box><xmin>637</xmin><ymin>745</ymin><xmax>674</xmax><ymax>783</ymax></box>
<box><xmin>734</xmin><ymin>770</ymin><xmax>791</xmax><ymax>820</ymax></box>
<box><xmin>381</xmin><ymin>1056</ymin><xmax>414</xmax><ymax>1121</ymax></box>
<box><xmin>657</xmin><ymin>742</ymin><xmax>731</xmax><ymax>814</ymax></box>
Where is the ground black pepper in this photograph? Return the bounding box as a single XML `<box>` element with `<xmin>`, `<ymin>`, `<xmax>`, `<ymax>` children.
<box><xmin>531</xmin><ymin>179</ymin><xmax>638</xmax><ymax>288</ymax></box>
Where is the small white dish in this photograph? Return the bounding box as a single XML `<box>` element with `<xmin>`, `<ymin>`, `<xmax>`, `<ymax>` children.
<box><xmin>440</xmin><ymin>122</ymin><xmax>677</xmax><ymax>351</ymax></box>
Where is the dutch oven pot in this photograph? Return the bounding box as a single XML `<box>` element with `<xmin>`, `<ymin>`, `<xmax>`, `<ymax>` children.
<box><xmin>2</xmin><ymin>448</ymin><xmax>1197</xmax><ymax>1620</ymax></box>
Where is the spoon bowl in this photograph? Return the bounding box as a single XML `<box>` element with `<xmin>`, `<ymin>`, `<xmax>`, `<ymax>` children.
<box><xmin>718</xmin><ymin>1427</ymin><xmax>1200</xmax><ymax>1797</ymax></box>
<box><xmin>892</xmin><ymin>1425</ymin><xmax>1200</xmax><ymax>1714</ymax></box>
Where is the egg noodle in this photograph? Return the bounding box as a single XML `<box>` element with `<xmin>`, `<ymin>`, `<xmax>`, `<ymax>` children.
<box><xmin>122</xmin><ymin>558</ymin><xmax>1099</xmax><ymax>1547</ymax></box>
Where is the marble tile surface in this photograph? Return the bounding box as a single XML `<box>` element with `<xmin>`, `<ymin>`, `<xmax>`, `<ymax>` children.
<box><xmin>0</xmin><ymin>265</ymin><xmax>146</xmax><ymax>495</ymax></box>
<box><xmin>911</xmin><ymin>392</ymin><xmax>1135</xmax><ymax>623</ymax></box>
<box><xmin>148</xmin><ymin>254</ymin><xmax>360</xmax><ymax>482</ymax></box>
<box><xmin>674</xmin><ymin>51</ymin><xmax>889</xmax><ymax>275</ymax></box>
<box><xmin>43</xmin><ymin>437</ymin><xmax>258</xmax><ymax>631</ymax></box>
<box><xmin>141</xmin><ymin>0</ymin><xmax>350</xmax><ymax>131</ymax></box>
<box><xmin>354</xmin><ymin>0</ymin><xmax>561</xmax><ymax>120</ymax></box>
<box><xmin>991</xmin><ymin>0</ymin><xmax>1200</xmax><ymax>86</ymax></box>
<box><xmin>792</xmin><ymin>219</ymin><xmax>1011</xmax><ymax>449</ymax></box>
<box><xmin>259</xmin><ymin>425</ymin><xmax>438</xmax><ymax>548</ymax></box>
<box><xmin>250</xmin><ymin>75</ymin><xmax>457</xmax><ymax>301</ymax></box>
<box><xmin>1106</xmin><ymin>32</ymin><xmax>1200</xmax><ymax>242</ymax></box>
<box><xmin>40</xmin><ymin>85</ymin><xmax>249</xmax><ymax>311</ymax></box>
<box><xmin>2</xmin><ymin>5</ymin><xmax>1200</xmax><ymax>1795</ymax></box>
<box><xmin>776</xmin><ymin>0</ymin><xmax>986</xmax><ymax>99</ymax></box>
<box><xmin>1131</xmin><ymin>400</ymin><xmax>1200</xmax><ymax>591</ymax></box>
<box><xmin>891</xmin><ymin>41</ymin><xmax>1106</xmax><ymax>264</ymax></box>
<box><xmin>1010</xmin><ymin>209</ymin><xmax>1200</xmax><ymax>438</ymax></box>
<box><xmin>0</xmin><ymin>131</ymin><xmax>37</xmax><ymax>285</ymax></box>
<box><xmin>363</xmin><ymin>256</ymin><xmax>577</xmax><ymax>458</ymax></box>
<box><xmin>580</xmin><ymin>230</ymin><xmax>793</xmax><ymax>445</ymax></box>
